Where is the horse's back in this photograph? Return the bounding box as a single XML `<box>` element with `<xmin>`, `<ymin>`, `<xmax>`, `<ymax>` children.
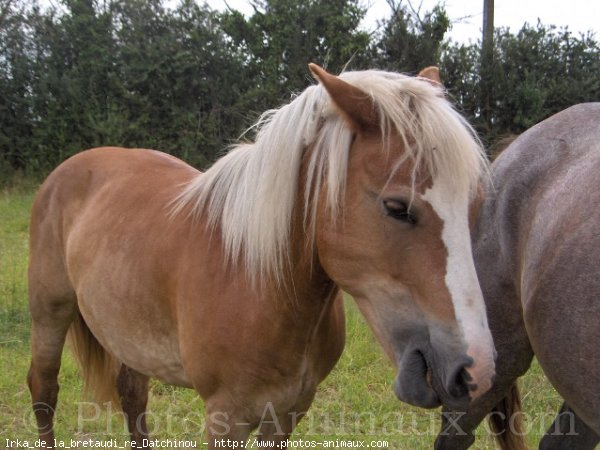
<box><xmin>31</xmin><ymin>147</ymin><xmax>196</xmax><ymax>234</ymax></box>
<box><xmin>492</xmin><ymin>103</ymin><xmax>600</xmax><ymax>185</ymax></box>
<box><xmin>489</xmin><ymin>103</ymin><xmax>600</xmax><ymax>432</ymax></box>
<box><xmin>488</xmin><ymin>103</ymin><xmax>600</xmax><ymax>276</ymax></box>
<box><xmin>30</xmin><ymin>147</ymin><xmax>197</xmax><ymax>294</ymax></box>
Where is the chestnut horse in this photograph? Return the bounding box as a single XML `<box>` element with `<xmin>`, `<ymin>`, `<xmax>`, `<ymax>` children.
<box><xmin>434</xmin><ymin>103</ymin><xmax>600</xmax><ymax>450</ymax></box>
<box><xmin>27</xmin><ymin>64</ymin><xmax>495</xmax><ymax>448</ymax></box>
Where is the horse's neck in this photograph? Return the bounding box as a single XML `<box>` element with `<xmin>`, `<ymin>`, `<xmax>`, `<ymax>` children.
<box><xmin>280</xmin><ymin>207</ymin><xmax>337</xmax><ymax>313</ymax></box>
<box><xmin>275</xmin><ymin>143</ymin><xmax>338</xmax><ymax>315</ymax></box>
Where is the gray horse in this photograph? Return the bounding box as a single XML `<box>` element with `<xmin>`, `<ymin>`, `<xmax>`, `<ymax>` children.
<box><xmin>434</xmin><ymin>103</ymin><xmax>600</xmax><ymax>450</ymax></box>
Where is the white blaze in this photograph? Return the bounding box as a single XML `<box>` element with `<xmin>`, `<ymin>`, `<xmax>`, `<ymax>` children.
<box><xmin>422</xmin><ymin>180</ymin><xmax>495</xmax><ymax>398</ymax></box>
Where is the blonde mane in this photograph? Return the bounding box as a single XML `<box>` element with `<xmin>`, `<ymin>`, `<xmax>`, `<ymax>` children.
<box><xmin>172</xmin><ymin>69</ymin><xmax>487</xmax><ymax>284</ymax></box>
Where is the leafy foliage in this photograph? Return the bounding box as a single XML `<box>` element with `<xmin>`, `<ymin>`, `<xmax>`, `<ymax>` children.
<box><xmin>1</xmin><ymin>0</ymin><xmax>248</xmax><ymax>170</ymax></box>
<box><xmin>220</xmin><ymin>0</ymin><xmax>370</xmax><ymax>112</ymax></box>
<box><xmin>372</xmin><ymin>1</ymin><xmax>451</xmax><ymax>73</ymax></box>
<box><xmin>442</xmin><ymin>22</ymin><xmax>600</xmax><ymax>141</ymax></box>
<box><xmin>0</xmin><ymin>0</ymin><xmax>598</xmax><ymax>174</ymax></box>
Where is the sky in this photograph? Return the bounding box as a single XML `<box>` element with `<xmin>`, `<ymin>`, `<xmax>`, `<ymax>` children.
<box><xmin>207</xmin><ymin>0</ymin><xmax>600</xmax><ymax>43</ymax></box>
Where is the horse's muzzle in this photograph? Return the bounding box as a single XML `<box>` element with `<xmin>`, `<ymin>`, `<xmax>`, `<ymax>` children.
<box><xmin>393</xmin><ymin>347</ymin><xmax>441</xmax><ymax>408</ymax></box>
<box><xmin>393</xmin><ymin>344</ymin><xmax>477</xmax><ymax>410</ymax></box>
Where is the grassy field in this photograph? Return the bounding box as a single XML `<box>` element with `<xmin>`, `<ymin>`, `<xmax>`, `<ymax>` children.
<box><xmin>0</xmin><ymin>183</ymin><xmax>563</xmax><ymax>449</ymax></box>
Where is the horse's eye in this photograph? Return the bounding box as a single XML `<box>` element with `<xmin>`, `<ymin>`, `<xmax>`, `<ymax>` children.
<box><xmin>383</xmin><ymin>199</ymin><xmax>418</xmax><ymax>225</ymax></box>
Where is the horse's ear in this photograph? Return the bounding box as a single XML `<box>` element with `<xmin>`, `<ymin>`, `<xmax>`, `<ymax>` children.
<box><xmin>417</xmin><ymin>66</ymin><xmax>443</xmax><ymax>87</ymax></box>
<box><xmin>308</xmin><ymin>63</ymin><xmax>378</xmax><ymax>133</ymax></box>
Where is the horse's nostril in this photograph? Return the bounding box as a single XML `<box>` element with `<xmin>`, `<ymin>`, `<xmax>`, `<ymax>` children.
<box><xmin>447</xmin><ymin>365</ymin><xmax>471</xmax><ymax>399</ymax></box>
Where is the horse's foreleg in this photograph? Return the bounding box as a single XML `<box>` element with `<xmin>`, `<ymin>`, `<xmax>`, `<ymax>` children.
<box><xmin>204</xmin><ymin>396</ymin><xmax>253</xmax><ymax>449</ymax></box>
<box><xmin>434</xmin><ymin>380</ymin><xmax>523</xmax><ymax>450</ymax></box>
<box><xmin>27</xmin><ymin>296</ymin><xmax>76</xmax><ymax>449</ymax></box>
<box><xmin>539</xmin><ymin>402</ymin><xmax>600</xmax><ymax>450</ymax></box>
<box><xmin>254</xmin><ymin>392</ymin><xmax>315</xmax><ymax>444</ymax></box>
<box><xmin>117</xmin><ymin>365</ymin><xmax>150</xmax><ymax>448</ymax></box>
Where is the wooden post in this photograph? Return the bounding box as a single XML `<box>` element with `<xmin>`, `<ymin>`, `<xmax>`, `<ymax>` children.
<box><xmin>481</xmin><ymin>0</ymin><xmax>494</xmax><ymax>133</ymax></box>
<box><xmin>483</xmin><ymin>0</ymin><xmax>494</xmax><ymax>51</ymax></box>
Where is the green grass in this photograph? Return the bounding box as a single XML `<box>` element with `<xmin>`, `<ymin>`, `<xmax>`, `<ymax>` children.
<box><xmin>0</xmin><ymin>184</ymin><xmax>563</xmax><ymax>449</ymax></box>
